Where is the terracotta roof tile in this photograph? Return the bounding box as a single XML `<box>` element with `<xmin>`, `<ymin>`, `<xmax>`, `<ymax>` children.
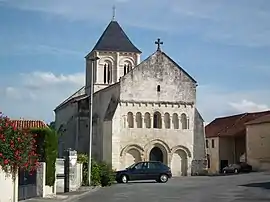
<box><xmin>205</xmin><ymin>110</ymin><xmax>270</xmax><ymax>138</ymax></box>
<box><xmin>10</xmin><ymin>120</ymin><xmax>48</xmax><ymax>129</ymax></box>
<box><xmin>245</xmin><ymin>114</ymin><xmax>270</xmax><ymax>125</ymax></box>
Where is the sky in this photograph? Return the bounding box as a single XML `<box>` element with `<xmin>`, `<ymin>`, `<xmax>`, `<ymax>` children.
<box><xmin>0</xmin><ymin>0</ymin><xmax>270</xmax><ymax>124</ymax></box>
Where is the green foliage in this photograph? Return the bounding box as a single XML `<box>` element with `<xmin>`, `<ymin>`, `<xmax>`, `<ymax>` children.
<box><xmin>99</xmin><ymin>162</ymin><xmax>115</xmax><ymax>187</ymax></box>
<box><xmin>30</xmin><ymin>128</ymin><xmax>58</xmax><ymax>186</ymax></box>
<box><xmin>77</xmin><ymin>153</ymin><xmax>115</xmax><ymax>187</ymax></box>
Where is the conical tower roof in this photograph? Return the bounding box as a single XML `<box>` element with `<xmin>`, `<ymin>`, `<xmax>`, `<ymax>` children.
<box><xmin>90</xmin><ymin>20</ymin><xmax>141</xmax><ymax>54</ymax></box>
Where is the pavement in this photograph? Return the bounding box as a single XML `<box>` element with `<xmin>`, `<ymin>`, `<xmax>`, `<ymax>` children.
<box><xmin>22</xmin><ymin>186</ymin><xmax>100</xmax><ymax>202</ymax></box>
<box><xmin>77</xmin><ymin>172</ymin><xmax>270</xmax><ymax>202</ymax></box>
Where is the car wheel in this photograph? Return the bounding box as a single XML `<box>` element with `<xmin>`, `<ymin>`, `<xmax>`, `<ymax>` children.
<box><xmin>121</xmin><ymin>175</ymin><xmax>128</xmax><ymax>183</ymax></box>
<box><xmin>223</xmin><ymin>170</ymin><xmax>226</xmax><ymax>174</ymax></box>
<box><xmin>234</xmin><ymin>169</ymin><xmax>239</xmax><ymax>174</ymax></box>
<box><xmin>159</xmin><ymin>174</ymin><xmax>168</xmax><ymax>183</ymax></box>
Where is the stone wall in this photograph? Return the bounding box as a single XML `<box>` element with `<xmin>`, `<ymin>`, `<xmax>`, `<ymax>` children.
<box><xmin>55</xmin><ymin>158</ymin><xmax>83</xmax><ymax>193</ymax></box>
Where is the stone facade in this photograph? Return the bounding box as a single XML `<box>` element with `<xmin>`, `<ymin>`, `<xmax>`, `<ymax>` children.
<box><xmin>246</xmin><ymin>122</ymin><xmax>270</xmax><ymax>171</ymax></box>
<box><xmin>54</xmin><ymin>20</ymin><xmax>207</xmax><ymax>176</ymax></box>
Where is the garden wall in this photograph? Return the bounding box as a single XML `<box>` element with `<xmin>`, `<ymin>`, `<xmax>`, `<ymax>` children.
<box><xmin>0</xmin><ymin>167</ymin><xmax>18</xmax><ymax>202</ymax></box>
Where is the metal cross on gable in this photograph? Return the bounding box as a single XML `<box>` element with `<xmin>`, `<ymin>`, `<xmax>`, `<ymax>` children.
<box><xmin>155</xmin><ymin>38</ymin><xmax>163</xmax><ymax>51</ymax></box>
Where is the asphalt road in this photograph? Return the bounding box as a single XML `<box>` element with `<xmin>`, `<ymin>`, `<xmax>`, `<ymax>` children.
<box><xmin>79</xmin><ymin>172</ymin><xmax>270</xmax><ymax>202</ymax></box>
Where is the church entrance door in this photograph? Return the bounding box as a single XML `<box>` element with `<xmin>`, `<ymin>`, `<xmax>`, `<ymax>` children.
<box><xmin>149</xmin><ymin>147</ymin><xmax>164</xmax><ymax>163</ymax></box>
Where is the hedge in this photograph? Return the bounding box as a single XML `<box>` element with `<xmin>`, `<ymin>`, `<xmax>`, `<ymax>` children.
<box><xmin>77</xmin><ymin>153</ymin><xmax>115</xmax><ymax>187</ymax></box>
<box><xmin>30</xmin><ymin>128</ymin><xmax>58</xmax><ymax>186</ymax></box>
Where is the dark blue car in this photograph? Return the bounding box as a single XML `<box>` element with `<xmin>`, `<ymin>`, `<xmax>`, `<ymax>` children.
<box><xmin>115</xmin><ymin>161</ymin><xmax>172</xmax><ymax>183</ymax></box>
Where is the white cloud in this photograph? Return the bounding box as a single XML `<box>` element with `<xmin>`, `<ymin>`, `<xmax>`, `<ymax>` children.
<box><xmin>5</xmin><ymin>87</ymin><xmax>21</xmax><ymax>100</ymax></box>
<box><xmin>229</xmin><ymin>100</ymin><xmax>269</xmax><ymax>113</ymax></box>
<box><xmin>0</xmin><ymin>71</ymin><xmax>85</xmax><ymax>123</ymax></box>
<box><xmin>22</xmin><ymin>71</ymin><xmax>84</xmax><ymax>89</ymax></box>
<box><xmin>2</xmin><ymin>0</ymin><xmax>270</xmax><ymax>47</ymax></box>
<box><xmin>196</xmin><ymin>85</ymin><xmax>270</xmax><ymax>122</ymax></box>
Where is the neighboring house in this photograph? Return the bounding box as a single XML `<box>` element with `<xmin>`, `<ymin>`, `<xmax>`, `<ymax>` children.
<box><xmin>245</xmin><ymin>114</ymin><xmax>270</xmax><ymax>171</ymax></box>
<box><xmin>205</xmin><ymin>110</ymin><xmax>270</xmax><ymax>174</ymax></box>
<box><xmin>10</xmin><ymin>119</ymin><xmax>48</xmax><ymax>129</ymax></box>
<box><xmin>54</xmin><ymin>18</ymin><xmax>207</xmax><ymax>176</ymax></box>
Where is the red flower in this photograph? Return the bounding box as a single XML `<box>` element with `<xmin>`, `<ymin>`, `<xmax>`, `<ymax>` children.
<box><xmin>4</xmin><ymin>159</ymin><xmax>9</xmax><ymax>165</ymax></box>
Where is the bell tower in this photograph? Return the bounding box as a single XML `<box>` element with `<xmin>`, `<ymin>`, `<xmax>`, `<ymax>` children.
<box><xmin>85</xmin><ymin>19</ymin><xmax>142</xmax><ymax>95</ymax></box>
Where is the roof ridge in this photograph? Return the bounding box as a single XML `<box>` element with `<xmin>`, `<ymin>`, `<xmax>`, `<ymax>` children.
<box><xmin>215</xmin><ymin>112</ymin><xmax>246</xmax><ymax>120</ymax></box>
<box><xmin>161</xmin><ymin>51</ymin><xmax>197</xmax><ymax>83</ymax></box>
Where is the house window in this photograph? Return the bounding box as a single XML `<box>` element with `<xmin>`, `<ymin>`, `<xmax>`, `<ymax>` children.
<box><xmin>157</xmin><ymin>85</ymin><xmax>160</xmax><ymax>92</ymax></box>
<box><xmin>206</xmin><ymin>140</ymin><xmax>209</xmax><ymax>148</ymax></box>
<box><xmin>211</xmin><ymin>139</ymin><xmax>215</xmax><ymax>148</ymax></box>
<box><xmin>207</xmin><ymin>154</ymin><xmax>210</xmax><ymax>168</ymax></box>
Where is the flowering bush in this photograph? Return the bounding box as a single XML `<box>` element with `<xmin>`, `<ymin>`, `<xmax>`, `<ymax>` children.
<box><xmin>0</xmin><ymin>112</ymin><xmax>39</xmax><ymax>178</ymax></box>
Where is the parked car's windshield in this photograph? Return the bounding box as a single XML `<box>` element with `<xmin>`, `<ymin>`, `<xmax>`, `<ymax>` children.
<box><xmin>127</xmin><ymin>163</ymin><xmax>136</xmax><ymax>169</ymax></box>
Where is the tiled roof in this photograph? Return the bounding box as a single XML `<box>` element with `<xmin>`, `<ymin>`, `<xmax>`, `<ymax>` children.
<box><xmin>10</xmin><ymin>120</ymin><xmax>48</xmax><ymax>129</ymax></box>
<box><xmin>205</xmin><ymin>110</ymin><xmax>270</xmax><ymax>138</ymax></box>
<box><xmin>90</xmin><ymin>20</ymin><xmax>141</xmax><ymax>54</ymax></box>
<box><xmin>245</xmin><ymin>114</ymin><xmax>270</xmax><ymax>125</ymax></box>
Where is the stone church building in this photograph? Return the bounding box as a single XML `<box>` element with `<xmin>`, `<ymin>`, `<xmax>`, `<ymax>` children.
<box><xmin>54</xmin><ymin>19</ymin><xmax>207</xmax><ymax>176</ymax></box>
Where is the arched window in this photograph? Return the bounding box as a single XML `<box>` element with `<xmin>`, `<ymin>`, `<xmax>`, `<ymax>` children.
<box><xmin>127</xmin><ymin>112</ymin><xmax>134</xmax><ymax>128</ymax></box>
<box><xmin>181</xmin><ymin>113</ymin><xmax>188</xmax><ymax>129</ymax></box>
<box><xmin>124</xmin><ymin>61</ymin><xmax>132</xmax><ymax>75</ymax></box>
<box><xmin>103</xmin><ymin>64</ymin><xmax>107</xmax><ymax>83</ymax></box>
<box><xmin>127</xmin><ymin>64</ymin><xmax>131</xmax><ymax>72</ymax></box>
<box><xmin>172</xmin><ymin>113</ymin><xmax>179</xmax><ymax>129</ymax></box>
<box><xmin>136</xmin><ymin>112</ymin><xmax>142</xmax><ymax>128</ymax></box>
<box><xmin>164</xmin><ymin>113</ymin><xmax>170</xmax><ymax>129</ymax></box>
<box><xmin>103</xmin><ymin>61</ymin><xmax>112</xmax><ymax>84</ymax></box>
<box><xmin>144</xmin><ymin>112</ymin><xmax>151</xmax><ymax>128</ymax></box>
<box><xmin>153</xmin><ymin>111</ymin><xmax>162</xmax><ymax>129</ymax></box>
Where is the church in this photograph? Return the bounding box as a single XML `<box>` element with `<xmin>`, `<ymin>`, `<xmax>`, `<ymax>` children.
<box><xmin>54</xmin><ymin>18</ymin><xmax>207</xmax><ymax>176</ymax></box>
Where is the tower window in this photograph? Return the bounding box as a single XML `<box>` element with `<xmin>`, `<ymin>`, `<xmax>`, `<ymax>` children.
<box><xmin>103</xmin><ymin>64</ymin><xmax>107</xmax><ymax>84</ymax></box>
<box><xmin>124</xmin><ymin>64</ymin><xmax>127</xmax><ymax>75</ymax></box>
<box><xmin>103</xmin><ymin>62</ymin><xmax>112</xmax><ymax>84</ymax></box>
<box><xmin>124</xmin><ymin>62</ymin><xmax>132</xmax><ymax>76</ymax></box>
<box><xmin>157</xmin><ymin>85</ymin><xmax>160</xmax><ymax>92</ymax></box>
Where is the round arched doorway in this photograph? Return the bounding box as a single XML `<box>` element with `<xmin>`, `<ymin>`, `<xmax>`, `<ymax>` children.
<box><xmin>149</xmin><ymin>147</ymin><xmax>164</xmax><ymax>163</ymax></box>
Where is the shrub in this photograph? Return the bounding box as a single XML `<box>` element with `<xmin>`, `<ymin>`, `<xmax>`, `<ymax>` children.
<box><xmin>99</xmin><ymin>162</ymin><xmax>115</xmax><ymax>187</ymax></box>
<box><xmin>77</xmin><ymin>153</ymin><xmax>115</xmax><ymax>187</ymax></box>
<box><xmin>30</xmin><ymin>128</ymin><xmax>58</xmax><ymax>186</ymax></box>
<box><xmin>0</xmin><ymin>112</ymin><xmax>39</xmax><ymax>178</ymax></box>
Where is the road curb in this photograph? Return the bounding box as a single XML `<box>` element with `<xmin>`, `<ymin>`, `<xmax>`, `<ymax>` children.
<box><xmin>64</xmin><ymin>186</ymin><xmax>101</xmax><ymax>202</ymax></box>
